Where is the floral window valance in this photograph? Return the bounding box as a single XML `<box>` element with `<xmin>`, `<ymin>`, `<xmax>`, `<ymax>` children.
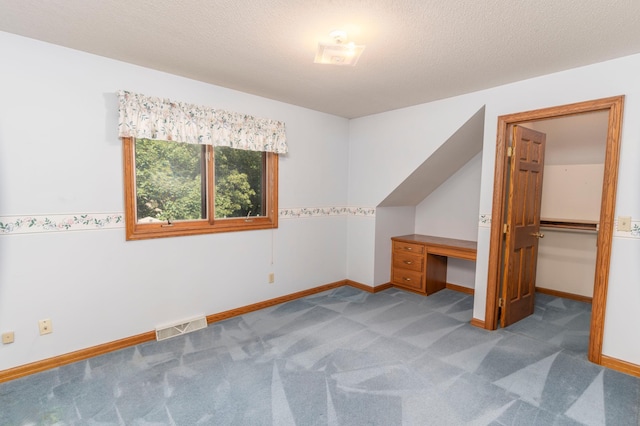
<box><xmin>117</xmin><ymin>90</ymin><xmax>288</xmax><ymax>154</ymax></box>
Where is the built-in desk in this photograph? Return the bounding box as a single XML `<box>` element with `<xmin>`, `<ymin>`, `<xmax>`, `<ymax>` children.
<box><xmin>391</xmin><ymin>234</ymin><xmax>477</xmax><ymax>295</ymax></box>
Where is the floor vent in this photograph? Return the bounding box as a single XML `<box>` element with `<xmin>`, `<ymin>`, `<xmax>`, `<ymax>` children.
<box><xmin>155</xmin><ymin>316</ymin><xmax>207</xmax><ymax>341</ymax></box>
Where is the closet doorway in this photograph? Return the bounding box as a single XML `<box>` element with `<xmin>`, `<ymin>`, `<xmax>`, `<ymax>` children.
<box><xmin>484</xmin><ymin>96</ymin><xmax>624</xmax><ymax>365</ymax></box>
<box><xmin>522</xmin><ymin>113</ymin><xmax>607</xmax><ymax>306</ymax></box>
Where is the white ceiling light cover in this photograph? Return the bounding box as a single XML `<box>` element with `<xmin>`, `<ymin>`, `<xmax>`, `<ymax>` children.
<box><xmin>314</xmin><ymin>30</ymin><xmax>365</xmax><ymax>66</ymax></box>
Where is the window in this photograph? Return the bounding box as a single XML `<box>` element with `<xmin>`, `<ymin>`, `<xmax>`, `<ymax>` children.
<box><xmin>123</xmin><ymin>137</ymin><xmax>278</xmax><ymax>240</ymax></box>
<box><xmin>117</xmin><ymin>90</ymin><xmax>286</xmax><ymax>240</ymax></box>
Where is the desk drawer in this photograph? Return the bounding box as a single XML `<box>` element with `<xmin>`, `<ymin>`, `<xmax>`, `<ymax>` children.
<box><xmin>393</xmin><ymin>241</ymin><xmax>425</xmax><ymax>255</ymax></box>
<box><xmin>392</xmin><ymin>268</ymin><xmax>424</xmax><ymax>292</ymax></box>
<box><xmin>392</xmin><ymin>252</ymin><xmax>423</xmax><ymax>272</ymax></box>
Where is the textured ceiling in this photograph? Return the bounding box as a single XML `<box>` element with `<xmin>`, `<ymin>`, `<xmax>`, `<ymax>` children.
<box><xmin>2</xmin><ymin>1</ymin><xmax>640</xmax><ymax>118</ymax></box>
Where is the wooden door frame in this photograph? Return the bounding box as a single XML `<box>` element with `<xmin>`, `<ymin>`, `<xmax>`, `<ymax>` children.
<box><xmin>484</xmin><ymin>95</ymin><xmax>624</xmax><ymax>364</ymax></box>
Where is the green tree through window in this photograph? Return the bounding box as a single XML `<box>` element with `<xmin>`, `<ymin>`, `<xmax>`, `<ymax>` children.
<box><xmin>124</xmin><ymin>137</ymin><xmax>277</xmax><ymax>240</ymax></box>
<box><xmin>135</xmin><ymin>139</ymin><xmax>266</xmax><ymax>221</ymax></box>
<box><xmin>214</xmin><ymin>146</ymin><xmax>264</xmax><ymax>218</ymax></box>
<box><xmin>135</xmin><ymin>139</ymin><xmax>205</xmax><ymax>222</ymax></box>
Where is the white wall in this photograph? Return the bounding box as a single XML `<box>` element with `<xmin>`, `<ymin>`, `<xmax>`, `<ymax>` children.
<box><xmin>346</xmin><ymin>216</ymin><xmax>376</xmax><ymax>285</ymax></box>
<box><xmin>541</xmin><ymin>164</ymin><xmax>604</xmax><ymax>221</ymax></box>
<box><xmin>0</xmin><ymin>32</ymin><xmax>349</xmax><ymax>371</ymax></box>
<box><xmin>412</xmin><ymin>152</ymin><xmax>482</xmax><ymax>289</ymax></box>
<box><xmin>536</xmin><ymin>230</ymin><xmax>597</xmax><ymax>297</ymax></box>
<box><xmin>414</xmin><ymin>152</ymin><xmax>483</xmax><ymax>240</ymax></box>
<box><xmin>373</xmin><ymin>206</ymin><xmax>416</xmax><ymax>286</ymax></box>
<box><xmin>348</xmin><ymin>53</ymin><xmax>640</xmax><ymax>366</ymax></box>
<box><xmin>525</xmin><ymin>114</ymin><xmax>606</xmax><ymax>299</ymax></box>
<box><xmin>347</xmin><ymin>98</ymin><xmax>486</xmax><ymax>288</ymax></box>
<box><xmin>535</xmin><ymin>164</ymin><xmax>604</xmax><ymax>297</ymax></box>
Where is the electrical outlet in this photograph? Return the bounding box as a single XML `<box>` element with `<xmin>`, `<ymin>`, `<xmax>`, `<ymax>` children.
<box><xmin>268</xmin><ymin>273</ymin><xmax>275</xmax><ymax>284</ymax></box>
<box><xmin>39</xmin><ymin>319</ymin><xmax>53</xmax><ymax>335</ymax></box>
<box><xmin>2</xmin><ymin>332</ymin><xmax>14</xmax><ymax>344</ymax></box>
<box><xmin>618</xmin><ymin>216</ymin><xmax>632</xmax><ymax>232</ymax></box>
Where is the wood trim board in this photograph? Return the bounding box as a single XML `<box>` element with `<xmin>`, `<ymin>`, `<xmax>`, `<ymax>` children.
<box><xmin>470</xmin><ymin>318</ymin><xmax>486</xmax><ymax>329</ymax></box>
<box><xmin>535</xmin><ymin>286</ymin><xmax>592</xmax><ymax>304</ymax></box>
<box><xmin>0</xmin><ymin>331</ymin><xmax>156</xmax><ymax>384</ymax></box>
<box><xmin>205</xmin><ymin>280</ymin><xmax>345</xmax><ymax>324</ymax></box>
<box><xmin>446</xmin><ymin>283</ymin><xmax>475</xmax><ymax>295</ymax></box>
<box><xmin>601</xmin><ymin>355</ymin><xmax>640</xmax><ymax>378</ymax></box>
<box><xmin>346</xmin><ymin>280</ymin><xmax>393</xmax><ymax>293</ymax></box>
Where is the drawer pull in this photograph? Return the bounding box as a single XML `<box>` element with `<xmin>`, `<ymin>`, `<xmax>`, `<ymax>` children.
<box><xmin>403</xmin><ymin>277</ymin><xmax>412</xmax><ymax>281</ymax></box>
<box><xmin>404</xmin><ymin>246</ymin><xmax>413</xmax><ymax>250</ymax></box>
<box><xmin>403</xmin><ymin>260</ymin><xmax>413</xmax><ymax>265</ymax></box>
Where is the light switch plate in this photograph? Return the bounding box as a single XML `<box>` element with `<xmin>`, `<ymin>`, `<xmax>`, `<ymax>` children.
<box><xmin>618</xmin><ymin>216</ymin><xmax>632</xmax><ymax>232</ymax></box>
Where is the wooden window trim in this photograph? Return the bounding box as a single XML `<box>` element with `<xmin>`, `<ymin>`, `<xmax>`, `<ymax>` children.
<box><xmin>122</xmin><ymin>137</ymin><xmax>278</xmax><ymax>240</ymax></box>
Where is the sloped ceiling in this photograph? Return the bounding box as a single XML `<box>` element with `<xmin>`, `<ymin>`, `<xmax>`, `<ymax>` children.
<box><xmin>1</xmin><ymin>1</ymin><xmax>640</xmax><ymax>118</ymax></box>
<box><xmin>524</xmin><ymin>111</ymin><xmax>609</xmax><ymax>165</ymax></box>
<box><xmin>378</xmin><ymin>107</ymin><xmax>485</xmax><ymax>207</ymax></box>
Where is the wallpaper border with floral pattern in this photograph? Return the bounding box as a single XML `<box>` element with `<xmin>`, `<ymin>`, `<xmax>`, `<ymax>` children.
<box><xmin>0</xmin><ymin>213</ymin><xmax>125</xmax><ymax>235</ymax></box>
<box><xmin>3</xmin><ymin>211</ymin><xmax>637</xmax><ymax>238</ymax></box>
<box><xmin>0</xmin><ymin>208</ymin><xmax>376</xmax><ymax>235</ymax></box>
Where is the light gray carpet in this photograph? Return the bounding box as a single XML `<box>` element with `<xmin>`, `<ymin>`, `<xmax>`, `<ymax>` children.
<box><xmin>1</xmin><ymin>287</ymin><xmax>638</xmax><ymax>425</ymax></box>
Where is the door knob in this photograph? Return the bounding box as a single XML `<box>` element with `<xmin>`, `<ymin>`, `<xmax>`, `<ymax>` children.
<box><xmin>531</xmin><ymin>231</ymin><xmax>545</xmax><ymax>238</ymax></box>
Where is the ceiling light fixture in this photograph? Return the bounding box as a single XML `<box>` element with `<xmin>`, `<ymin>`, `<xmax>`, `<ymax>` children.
<box><xmin>314</xmin><ymin>30</ymin><xmax>365</xmax><ymax>66</ymax></box>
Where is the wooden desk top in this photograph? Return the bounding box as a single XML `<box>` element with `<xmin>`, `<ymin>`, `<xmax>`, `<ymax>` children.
<box><xmin>392</xmin><ymin>234</ymin><xmax>477</xmax><ymax>261</ymax></box>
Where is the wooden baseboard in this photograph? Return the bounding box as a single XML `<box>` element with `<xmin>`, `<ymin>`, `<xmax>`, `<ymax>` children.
<box><xmin>372</xmin><ymin>282</ymin><xmax>394</xmax><ymax>293</ymax></box>
<box><xmin>346</xmin><ymin>280</ymin><xmax>393</xmax><ymax>293</ymax></box>
<box><xmin>0</xmin><ymin>280</ymin><xmax>348</xmax><ymax>384</ymax></box>
<box><xmin>601</xmin><ymin>355</ymin><xmax>640</xmax><ymax>378</ymax></box>
<box><xmin>470</xmin><ymin>318</ymin><xmax>486</xmax><ymax>329</ymax></box>
<box><xmin>535</xmin><ymin>286</ymin><xmax>592</xmax><ymax>304</ymax></box>
<box><xmin>206</xmin><ymin>280</ymin><xmax>346</xmax><ymax>324</ymax></box>
<box><xmin>344</xmin><ymin>279</ymin><xmax>374</xmax><ymax>292</ymax></box>
<box><xmin>446</xmin><ymin>283</ymin><xmax>475</xmax><ymax>295</ymax></box>
<box><xmin>0</xmin><ymin>331</ymin><xmax>156</xmax><ymax>384</ymax></box>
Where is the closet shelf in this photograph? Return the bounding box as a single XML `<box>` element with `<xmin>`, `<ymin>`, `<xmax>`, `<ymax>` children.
<box><xmin>540</xmin><ymin>218</ymin><xmax>598</xmax><ymax>231</ymax></box>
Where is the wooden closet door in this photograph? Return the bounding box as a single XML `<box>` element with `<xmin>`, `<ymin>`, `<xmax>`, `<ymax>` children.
<box><xmin>501</xmin><ymin>125</ymin><xmax>546</xmax><ymax>327</ymax></box>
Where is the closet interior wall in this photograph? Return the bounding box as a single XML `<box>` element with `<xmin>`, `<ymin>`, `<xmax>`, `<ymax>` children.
<box><xmin>524</xmin><ymin>112</ymin><xmax>608</xmax><ymax>299</ymax></box>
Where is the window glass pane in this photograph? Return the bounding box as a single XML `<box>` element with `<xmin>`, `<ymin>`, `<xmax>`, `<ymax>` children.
<box><xmin>134</xmin><ymin>139</ymin><xmax>206</xmax><ymax>222</ymax></box>
<box><xmin>214</xmin><ymin>146</ymin><xmax>265</xmax><ymax>218</ymax></box>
